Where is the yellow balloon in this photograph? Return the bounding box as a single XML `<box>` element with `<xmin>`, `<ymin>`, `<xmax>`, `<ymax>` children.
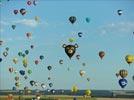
<box><xmin>23</xmin><ymin>58</ymin><xmax>28</xmax><ymax>68</ymax></box>
<box><xmin>125</xmin><ymin>55</ymin><xmax>134</xmax><ymax>65</ymax></box>
<box><xmin>13</xmin><ymin>57</ymin><xmax>18</xmax><ymax>64</ymax></box>
<box><xmin>85</xmin><ymin>89</ymin><xmax>91</xmax><ymax>96</ymax></box>
<box><xmin>71</xmin><ymin>85</ymin><xmax>78</xmax><ymax>93</ymax></box>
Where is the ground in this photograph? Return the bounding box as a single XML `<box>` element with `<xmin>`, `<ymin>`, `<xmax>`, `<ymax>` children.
<box><xmin>0</xmin><ymin>95</ymin><xmax>133</xmax><ymax>100</ymax></box>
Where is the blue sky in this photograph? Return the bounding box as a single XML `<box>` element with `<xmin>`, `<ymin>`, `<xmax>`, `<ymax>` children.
<box><xmin>0</xmin><ymin>0</ymin><xmax>134</xmax><ymax>90</ymax></box>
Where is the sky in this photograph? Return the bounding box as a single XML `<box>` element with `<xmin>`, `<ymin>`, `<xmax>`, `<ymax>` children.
<box><xmin>0</xmin><ymin>0</ymin><xmax>134</xmax><ymax>90</ymax></box>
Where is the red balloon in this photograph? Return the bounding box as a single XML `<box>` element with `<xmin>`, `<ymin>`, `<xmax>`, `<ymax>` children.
<box><xmin>35</xmin><ymin>60</ymin><xmax>39</xmax><ymax>65</ymax></box>
<box><xmin>99</xmin><ymin>51</ymin><xmax>105</xmax><ymax>59</ymax></box>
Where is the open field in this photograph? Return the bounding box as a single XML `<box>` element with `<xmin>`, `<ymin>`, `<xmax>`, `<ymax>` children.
<box><xmin>0</xmin><ymin>95</ymin><xmax>134</xmax><ymax>100</ymax></box>
<box><xmin>0</xmin><ymin>95</ymin><xmax>94</xmax><ymax>100</ymax></box>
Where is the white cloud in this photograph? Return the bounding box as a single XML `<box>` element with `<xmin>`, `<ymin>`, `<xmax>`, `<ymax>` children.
<box><xmin>14</xmin><ymin>19</ymin><xmax>39</xmax><ymax>27</ymax></box>
<box><xmin>98</xmin><ymin>21</ymin><xmax>134</xmax><ymax>36</ymax></box>
<box><xmin>0</xmin><ymin>21</ymin><xmax>9</xmax><ymax>26</ymax></box>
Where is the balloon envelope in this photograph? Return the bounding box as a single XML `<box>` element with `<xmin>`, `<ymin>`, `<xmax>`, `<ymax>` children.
<box><xmin>85</xmin><ymin>17</ymin><xmax>90</xmax><ymax>23</ymax></box>
<box><xmin>69</xmin><ymin>16</ymin><xmax>76</xmax><ymax>24</ymax></box>
<box><xmin>119</xmin><ymin>69</ymin><xmax>128</xmax><ymax>78</ymax></box>
<box><xmin>99</xmin><ymin>51</ymin><xmax>105</xmax><ymax>59</ymax></box>
<box><xmin>19</xmin><ymin>70</ymin><xmax>25</xmax><ymax>76</ymax></box>
<box><xmin>20</xmin><ymin>8</ymin><xmax>26</xmax><ymax>15</ymax></box>
<box><xmin>12</xmin><ymin>25</ymin><xmax>16</xmax><ymax>30</ymax></box>
<box><xmin>125</xmin><ymin>55</ymin><xmax>134</xmax><ymax>65</ymax></box>
<box><xmin>119</xmin><ymin>78</ymin><xmax>128</xmax><ymax>88</ymax></box>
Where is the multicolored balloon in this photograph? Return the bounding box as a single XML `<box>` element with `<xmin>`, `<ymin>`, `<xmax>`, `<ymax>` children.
<box><xmin>62</xmin><ymin>44</ymin><xmax>78</xmax><ymax>59</ymax></box>
<box><xmin>119</xmin><ymin>78</ymin><xmax>128</xmax><ymax>88</ymax></box>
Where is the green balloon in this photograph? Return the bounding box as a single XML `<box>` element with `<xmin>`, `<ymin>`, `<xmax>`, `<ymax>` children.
<box><xmin>22</xmin><ymin>54</ymin><xmax>26</xmax><ymax>58</ymax></box>
<box><xmin>18</xmin><ymin>52</ymin><xmax>23</xmax><ymax>56</ymax></box>
<box><xmin>28</xmin><ymin>69</ymin><xmax>32</xmax><ymax>74</ymax></box>
<box><xmin>68</xmin><ymin>38</ymin><xmax>75</xmax><ymax>43</ymax></box>
<box><xmin>25</xmin><ymin>50</ymin><xmax>29</xmax><ymax>55</ymax></box>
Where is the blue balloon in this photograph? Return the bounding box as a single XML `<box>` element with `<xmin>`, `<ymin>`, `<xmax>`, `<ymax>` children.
<box><xmin>12</xmin><ymin>86</ymin><xmax>17</xmax><ymax>91</ymax></box>
<box><xmin>19</xmin><ymin>70</ymin><xmax>25</xmax><ymax>76</ymax></box>
<box><xmin>119</xmin><ymin>78</ymin><xmax>128</xmax><ymax>88</ymax></box>
<box><xmin>0</xmin><ymin>58</ymin><xmax>2</xmax><ymax>62</ymax></box>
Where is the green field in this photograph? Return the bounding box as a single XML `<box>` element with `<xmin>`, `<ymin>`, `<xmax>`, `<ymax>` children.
<box><xmin>0</xmin><ymin>95</ymin><xmax>96</xmax><ymax>100</ymax></box>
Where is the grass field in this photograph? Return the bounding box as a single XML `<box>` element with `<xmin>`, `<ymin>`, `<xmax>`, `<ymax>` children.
<box><xmin>0</xmin><ymin>95</ymin><xmax>96</xmax><ymax>100</ymax></box>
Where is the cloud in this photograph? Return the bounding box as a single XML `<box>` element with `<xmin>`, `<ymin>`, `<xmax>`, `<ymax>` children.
<box><xmin>0</xmin><ymin>21</ymin><xmax>9</xmax><ymax>26</ymax></box>
<box><xmin>97</xmin><ymin>21</ymin><xmax>134</xmax><ymax>36</ymax></box>
<box><xmin>14</xmin><ymin>19</ymin><xmax>39</xmax><ymax>27</ymax></box>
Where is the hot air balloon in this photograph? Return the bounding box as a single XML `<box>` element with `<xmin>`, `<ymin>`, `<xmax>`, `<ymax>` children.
<box><xmin>12</xmin><ymin>87</ymin><xmax>17</xmax><ymax>91</ymax></box>
<box><xmin>78</xmin><ymin>32</ymin><xmax>83</xmax><ymax>37</ymax></box>
<box><xmin>35</xmin><ymin>16</ymin><xmax>40</xmax><ymax>22</ymax></box>
<box><xmin>30</xmin><ymin>80</ymin><xmax>35</xmax><ymax>86</ymax></box>
<box><xmin>24</xmin><ymin>86</ymin><xmax>28</xmax><ymax>91</ymax></box>
<box><xmin>79</xmin><ymin>70</ymin><xmax>85</xmax><ymax>77</ymax></box>
<box><xmin>22</xmin><ymin>54</ymin><xmax>26</xmax><ymax>58</ymax></box>
<box><xmin>85</xmin><ymin>89</ymin><xmax>91</xmax><ymax>96</ymax></box>
<box><xmin>0</xmin><ymin>40</ymin><xmax>3</xmax><ymax>45</ymax></box>
<box><xmin>119</xmin><ymin>78</ymin><xmax>127</xmax><ymax>88</ymax></box>
<box><xmin>59</xmin><ymin>59</ymin><xmax>63</xmax><ymax>64</ymax></box>
<box><xmin>25</xmin><ymin>50</ymin><xmax>29</xmax><ymax>55</ymax></box>
<box><xmin>14</xmin><ymin>70</ymin><xmax>18</xmax><ymax>74</ymax></box>
<box><xmin>87</xmin><ymin>77</ymin><xmax>90</xmax><ymax>82</ymax></box>
<box><xmin>68</xmin><ymin>38</ymin><xmax>75</xmax><ymax>43</ymax></box>
<box><xmin>3</xmin><ymin>51</ymin><xmax>8</xmax><ymax>57</ymax></box>
<box><xmin>48</xmin><ymin>77</ymin><xmax>51</xmax><ymax>80</ymax></box>
<box><xmin>76</xmin><ymin>54</ymin><xmax>80</xmax><ymax>60</ymax></box>
<box><xmin>82</xmin><ymin>63</ymin><xmax>86</xmax><ymax>66</ymax></box>
<box><xmin>27</xmin><ymin>0</ymin><xmax>32</xmax><ymax>5</ymax></box>
<box><xmin>24</xmin><ymin>75</ymin><xmax>28</xmax><ymax>80</ymax></box>
<box><xmin>118</xmin><ymin>69</ymin><xmax>128</xmax><ymax>78</ymax></box>
<box><xmin>41</xmin><ymin>83</ymin><xmax>46</xmax><ymax>89</ymax></box>
<box><xmin>18</xmin><ymin>52</ymin><xmax>23</xmax><ymax>56</ymax></box>
<box><xmin>13</xmin><ymin>57</ymin><xmax>18</xmax><ymax>64</ymax></box>
<box><xmin>15</xmin><ymin>82</ymin><xmax>20</xmax><ymax>87</ymax></box>
<box><xmin>26</xmin><ymin>32</ymin><xmax>32</xmax><ymax>38</ymax></box>
<box><xmin>28</xmin><ymin>69</ymin><xmax>32</xmax><ymax>74</ymax></box>
<box><xmin>49</xmin><ymin>83</ymin><xmax>53</xmax><ymax>87</ymax></box>
<box><xmin>99</xmin><ymin>51</ymin><xmax>105</xmax><ymax>59</ymax></box>
<box><xmin>9</xmin><ymin>67</ymin><xmax>14</xmax><ymax>73</ymax></box>
<box><xmin>0</xmin><ymin>58</ymin><xmax>2</xmax><ymax>62</ymax></box>
<box><xmin>85</xmin><ymin>17</ymin><xmax>90</xmax><ymax>23</ymax></box>
<box><xmin>132</xmin><ymin>75</ymin><xmax>134</xmax><ymax>81</ymax></box>
<box><xmin>15</xmin><ymin>76</ymin><xmax>19</xmax><ymax>81</ymax></box>
<box><xmin>30</xmin><ymin>45</ymin><xmax>34</xmax><ymax>49</ymax></box>
<box><xmin>35</xmin><ymin>60</ymin><xmax>39</xmax><ymax>65</ymax></box>
<box><xmin>69</xmin><ymin>16</ymin><xmax>76</xmax><ymax>24</ymax></box>
<box><xmin>71</xmin><ymin>85</ymin><xmax>78</xmax><ymax>93</ymax></box>
<box><xmin>13</xmin><ymin>10</ymin><xmax>18</xmax><ymax>15</ymax></box>
<box><xmin>50</xmin><ymin>89</ymin><xmax>55</xmax><ymax>94</ymax></box>
<box><xmin>33</xmin><ymin>0</ymin><xmax>38</xmax><ymax>6</ymax></box>
<box><xmin>19</xmin><ymin>70</ymin><xmax>25</xmax><ymax>76</ymax></box>
<box><xmin>23</xmin><ymin>58</ymin><xmax>28</xmax><ymax>68</ymax></box>
<box><xmin>125</xmin><ymin>55</ymin><xmax>134</xmax><ymax>65</ymax></box>
<box><xmin>11</xmin><ymin>25</ymin><xmax>16</xmax><ymax>30</ymax></box>
<box><xmin>117</xmin><ymin>10</ymin><xmax>123</xmax><ymax>16</ymax></box>
<box><xmin>39</xmin><ymin>55</ymin><xmax>44</xmax><ymax>60</ymax></box>
<box><xmin>20</xmin><ymin>8</ymin><xmax>26</xmax><ymax>15</ymax></box>
<box><xmin>62</xmin><ymin>44</ymin><xmax>78</xmax><ymax>59</ymax></box>
<box><xmin>5</xmin><ymin>47</ymin><xmax>9</xmax><ymax>51</ymax></box>
<box><xmin>47</xmin><ymin>66</ymin><xmax>52</xmax><ymax>71</ymax></box>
